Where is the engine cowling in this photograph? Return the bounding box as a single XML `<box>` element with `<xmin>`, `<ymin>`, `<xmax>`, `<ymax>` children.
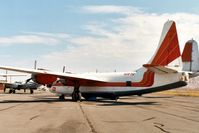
<box><xmin>33</xmin><ymin>74</ymin><xmax>57</xmax><ymax>85</ymax></box>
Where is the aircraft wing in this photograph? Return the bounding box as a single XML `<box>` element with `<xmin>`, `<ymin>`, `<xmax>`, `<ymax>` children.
<box><xmin>143</xmin><ymin>64</ymin><xmax>178</xmax><ymax>74</ymax></box>
<box><xmin>185</xmin><ymin>71</ymin><xmax>199</xmax><ymax>78</ymax></box>
<box><xmin>0</xmin><ymin>66</ymin><xmax>106</xmax><ymax>82</ymax></box>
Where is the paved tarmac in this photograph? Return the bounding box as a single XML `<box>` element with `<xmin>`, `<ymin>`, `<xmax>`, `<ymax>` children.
<box><xmin>0</xmin><ymin>90</ymin><xmax>198</xmax><ymax>133</ymax></box>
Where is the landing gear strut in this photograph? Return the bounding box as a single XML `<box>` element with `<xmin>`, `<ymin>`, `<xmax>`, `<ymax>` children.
<box><xmin>9</xmin><ymin>89</ymin><xmax>13</xmax><ymax>94</ymax></box>
<box><xmin>59</xmin><ymin>94</ymin><xmax>65</xmax><ymax>101</ymax></box>
<box><xmin>72</xmin><ymin>82</ymin><xmax>81</xmax><ymax>102</ymax></box>
<box><xmin>30</xmin><ymin>89</ymin><xmax>34</xmax><ymax>94</ymax></box>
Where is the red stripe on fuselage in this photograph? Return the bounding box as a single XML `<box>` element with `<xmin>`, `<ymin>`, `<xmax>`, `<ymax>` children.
<box><xmin>52</xmin><ymin>71</ymin><xmax>155</xmax><ymax>88</ymax></box>
<box><xmin>132</xmin><ymin>71</ymin><xmax>154</xmax><ymax>87</ymax></box>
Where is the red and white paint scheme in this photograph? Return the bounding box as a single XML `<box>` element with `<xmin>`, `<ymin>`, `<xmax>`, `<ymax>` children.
<box><xmin>0</xmin><ymin>20</ymin><xmax>198</xmax><ymax>101</ymax></box>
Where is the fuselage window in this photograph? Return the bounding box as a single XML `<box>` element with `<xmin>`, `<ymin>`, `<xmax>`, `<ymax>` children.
<box><xmin>126</xmin><ymin>81</ymin><xmax>132</xmax><ymax>86</ymax></box>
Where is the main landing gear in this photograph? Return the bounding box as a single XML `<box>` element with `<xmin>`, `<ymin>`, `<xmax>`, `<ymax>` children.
<box><xmin>30</xmin><ymin>89</ymin><xmax>34</xmax><ymax>94</ymax></box>
<box><xmin>72</xmin><ymin>82</ymin><xmax>81</xmax><ymax>102</ymax></box>
<box><xmin>59</xmin><ymin>94</ymin><xmax>65</xmax><ymax>101</ymax></box>
<box><xmin>57</xmin><ymin>81</ymin><xmax>82</xmax><ymax>102</ymax></box>
<box><xmin>8</xmin><ymin>89</ymin><xmax>15</xmax><ymax>94</ymax></box>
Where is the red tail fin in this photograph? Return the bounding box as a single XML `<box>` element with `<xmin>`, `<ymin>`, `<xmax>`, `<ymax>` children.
<box><xmin>149</xmin><ymin>21</ymin><xmax>181</xmax><ymax>66</ymax></box>
<box><xmin>182</xmin><ymin>41</ymin><xmax>192</xmax><ymax>62</ymax></box>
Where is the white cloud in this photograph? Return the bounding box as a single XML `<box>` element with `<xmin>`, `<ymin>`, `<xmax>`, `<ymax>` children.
<box><xmin>0</xmin><ymin>32</ymin><xmax>71</xmax><ymax>46</ymax></box>
<box><xmin>82</xmin><ymin>5</ymin><xmax>142</xmax><ymax>15</ymax></box>
<box><xmin>38</xmin><ymin>6</ymin><xmax>199</xmax><ymax>73</ymax></box>
<box><xmin>3</xmin><ymin>5</ymin><xmax>199</xmax><ymax>74</ymax></box>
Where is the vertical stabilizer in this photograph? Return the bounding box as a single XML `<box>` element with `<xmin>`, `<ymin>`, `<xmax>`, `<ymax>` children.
<box><xmin>182</xmin><ymin>40</ymin><xmax>199</xmax><ymax>72</ymax></box>
<box><xmin>134</xmin><ymin>21</ymin><xmax>181</xmax><ymax>87</ymax></box>
<box><xmin>148</xmin><ymin>20</ymin><xmax>181</xmax><ymax>66</ymax></box>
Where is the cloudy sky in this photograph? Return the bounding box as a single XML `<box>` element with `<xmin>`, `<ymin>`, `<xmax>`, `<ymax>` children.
<box><xmin>0</xmin><ymin>0</ymin><xmax>199</xmax><ymax>80</ymax></box>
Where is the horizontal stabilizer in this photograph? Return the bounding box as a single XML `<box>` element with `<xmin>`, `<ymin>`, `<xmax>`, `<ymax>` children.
<box><xmin>143</xmin><ymin>64</ymin><xmax>178</xmax><ymax>74</ymax></box>
<box><xmin>187</xmin><ymin>72</ymin><xmax>199</xmax><ymax>78</ymax></box>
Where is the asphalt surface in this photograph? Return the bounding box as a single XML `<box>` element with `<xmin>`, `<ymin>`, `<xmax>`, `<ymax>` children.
<box><xmin>0</xmin><ymin>90</ymin><xmax>198</xmax><ymax>133</ymax></box>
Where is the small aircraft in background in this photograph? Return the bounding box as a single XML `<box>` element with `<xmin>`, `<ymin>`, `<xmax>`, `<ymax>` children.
<box><xmin>0</xmin><ymin>20</ymin><xmax>198</xmax><ymax>101</ymax></box>
<box><xmin>0</xmin><ymin>73</ymin><xmax>44</xmax><ymax>94</ymax></box>
<box><xmin>4</xmin><ymin>81</ymin><xmax>40</xmax><ymax>94</ymax></box>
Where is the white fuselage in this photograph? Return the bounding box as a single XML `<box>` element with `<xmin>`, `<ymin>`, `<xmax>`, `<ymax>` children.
<box><xmin>50</xmin><ymin>69</ymin><xmax>188</xmax><ymax>97</ymax></box>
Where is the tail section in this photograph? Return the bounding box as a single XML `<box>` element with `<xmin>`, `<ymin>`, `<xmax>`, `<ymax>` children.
<box><xmin>148</xmin><ymin>20</ymin><xmax>181</xmax><ymax>67</ymax></box>
<box><xmin>182</xmin><ymin>40</ymin><xmax>199</xmax><ymax>72</ymax></box>
<box><xmin>134</xmin><ymin>20</ymin><xmax>182</xmax><ymax>88</ymax></box>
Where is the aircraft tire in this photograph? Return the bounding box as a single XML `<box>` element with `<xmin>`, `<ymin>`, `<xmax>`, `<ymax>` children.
<box><xmin>30</xmin><ymin>90</ymin><xmax>34</xmax><ymax>94</ymax></box>
<box><xmin>72</xmin><ymin>92</ymin><xmax>81</xmax><ymax>102</ymax></box>
<box><xmin>13</xmin><ymin>90</ymin><xmax>16</xmax><ymax>94</ymax></box>
<box><xmin>9</xmin><ymin>89</ymin><xmax>12</xmax><ymax>94</ymax></box>
<box><xmin>59</xmin><ymin>94</ymin><xmax>65</xmax><ymax>101</ymax></box>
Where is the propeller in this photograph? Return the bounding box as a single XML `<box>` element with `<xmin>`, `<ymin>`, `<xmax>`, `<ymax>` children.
<box><xmin>25</xmin><ymin>78</ymin><xmax>32</xmax><ymax>83</ymax></box>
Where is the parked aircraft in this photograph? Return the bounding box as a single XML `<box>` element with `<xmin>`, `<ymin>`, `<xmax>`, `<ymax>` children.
<box><xmin>0</xmin><ymin>20</ymin><xmax>198</xmax><ymax>101</ymax></box>
<box><xmin>4</xmin><ymin>81</ymin><xmax>39</xmax><ymax>94</ymax></box>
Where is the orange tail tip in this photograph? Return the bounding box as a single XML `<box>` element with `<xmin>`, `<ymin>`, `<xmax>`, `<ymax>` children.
<box><xmin>148</xmin><ymin>20</ymin><xmax>181</xmax><ymax>66</ymax></box>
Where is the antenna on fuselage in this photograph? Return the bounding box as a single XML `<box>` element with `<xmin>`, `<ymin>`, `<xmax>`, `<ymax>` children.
<box><xmin>34</xmin><ymin>60</ymin><xmax>37</xmax><ymax>70</ymax></box>
<box><xmin>5</xmin><ymin>70</ymin><xmax>8</xmax><ymax>82</ymax></box>
<box><xmin>63</xmin><ymin>66</ymin><xmax>66</xmax><ymax>73</ymax></box>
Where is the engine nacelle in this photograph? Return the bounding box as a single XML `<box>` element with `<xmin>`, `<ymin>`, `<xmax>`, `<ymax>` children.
<box><xmin>33</xmin><ymin>74</ymin><xmax>57</xmax><ymax>85</ymax></box>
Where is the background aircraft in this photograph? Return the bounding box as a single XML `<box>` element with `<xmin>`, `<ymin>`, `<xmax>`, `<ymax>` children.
<box><xmin>0</xmin><ymin>72</ymin><xmax>45</xmax><ymax>94</ymax></box>
<box><xmin>4</xmin><ymin>81</ymin><xmax>40</xmax><ymax>94</ymax></box>
<box><xmin>0</xmin><ymin>20</ymin><xmax>198</xmax><ymax>101</ymax></box>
